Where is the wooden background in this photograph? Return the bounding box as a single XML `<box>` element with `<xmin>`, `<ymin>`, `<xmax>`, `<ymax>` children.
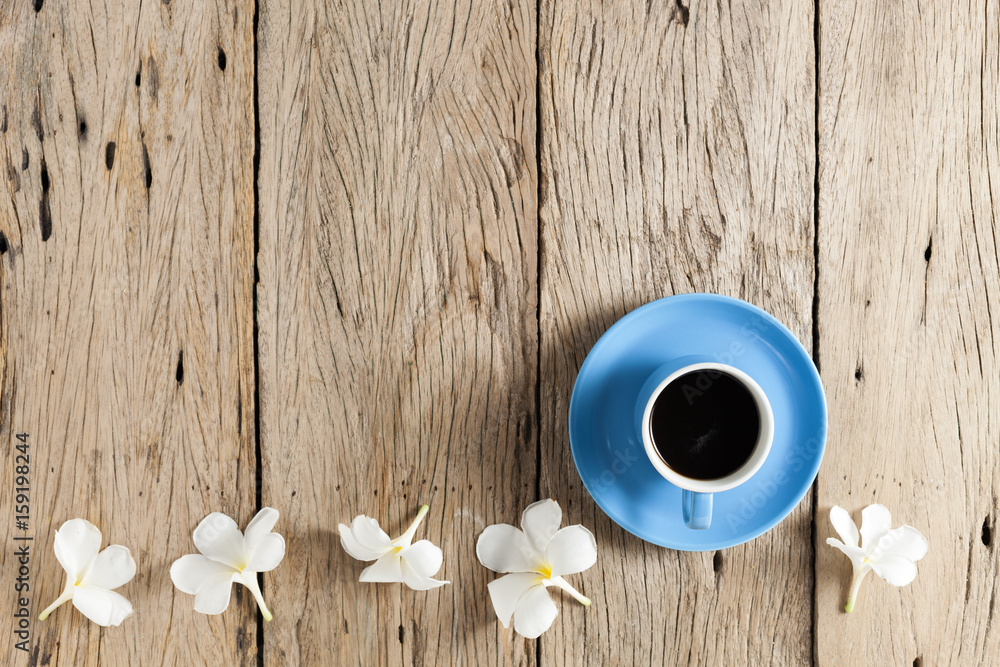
<box><xmin>0</xmin><ymin>0</ymin><xmax>997</xmax><ymax>665</ymax></box>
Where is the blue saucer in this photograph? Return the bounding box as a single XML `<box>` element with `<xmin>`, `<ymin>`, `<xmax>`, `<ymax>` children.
<box><xmin>568</xmin><ymin>293</ymin><xmax>826</xmax><ymax>551</ymax></box>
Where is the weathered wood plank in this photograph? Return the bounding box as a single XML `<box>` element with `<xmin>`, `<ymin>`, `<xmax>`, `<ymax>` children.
<box><xmin>0</xmin><ymin>0</ymin><xmax>256</xmax><ymax>665</ymax></box>
<box><xmin>816</xmin><ymin>0</ymin><xmax>1000</xmax><ymax>663</ymax></box>
<box><xmin>257</xmin><ymin>2</ymin><xmax>537</xmax><ymax>664</ymax></box>
<box><xmin>538</xmin><ymin>1</ymin><xmax>816</xmax><ymax>664</ymax></box>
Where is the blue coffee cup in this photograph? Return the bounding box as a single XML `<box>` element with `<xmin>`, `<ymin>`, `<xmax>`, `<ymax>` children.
<box><xmin>635</xmin><ymin>357</ymin><xmax>774</xmax><ymax>530</ymax></box>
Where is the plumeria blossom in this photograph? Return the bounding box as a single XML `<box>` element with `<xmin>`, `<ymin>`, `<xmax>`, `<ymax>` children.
<box><xmin>339</xmin><ymin>504</ymin><xmax>449</xmax><ymax>590</ymax></box>
<box><xmin>39</xmin><ymin>519</ymin><xmax>136</xmax><ymax>626</ymax></box>
<box><xmin>170</xmin><ymin>508</ymin><xmax>285</xmax><ymax>621</ymax></box>
<box><xmin>476</xmin><ymin>499</ymin><xmax>596</xmax><ymax>639</ymax></box>
<box><xmin>827</xmin><ymin>504</ymin><xmax>928</xmax><ymax>612</ymax></box>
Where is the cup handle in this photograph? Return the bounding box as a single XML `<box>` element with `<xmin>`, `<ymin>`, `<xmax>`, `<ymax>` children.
<box><xmin>682</xmin><ymin>490</ymin><xmax>713</xmax><ymax>530</ymax></box>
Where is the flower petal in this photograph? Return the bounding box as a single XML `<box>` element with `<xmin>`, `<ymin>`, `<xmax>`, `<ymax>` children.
<box><xmin>246</xmin><ymin>533</ymin><xmax>285</xmax><ymax>572</ymax></box>
<box><xmin>829</xmin><ymin>505</ymin><xmax>860</xmax><ymax>549</ymax></box>
<box><xmin>520</xmin><ymin>499</ymin><xmax>562</xmax><ymax>553</ymax></box>
<box><xmin>243</xmin><ymin>507</ymin><xmax>280</xmax><ymax>552</ymax></box>
<box><xmin>400</xmin><ymin>540</ymin><xmax>443</xmax><ymax>578</ymax></box>
<box><xmin>193</xmin><ymin>573</ymin><xmax>236</xmax><ymax>615</ymax></box>
<box><xmin>170</xmin><ymin>554</ymin><xmax>237</xmax><ymax>595</ymax></box>
<box><xmin>350</xmin><ymin>516</ymin><xmax>394</xmax><ymax>554</ymax></box>
<box><xmin>400</xmin><ymin>559</ymin><xmax>449</xmax><ymax>590</ymax></box>
<box><xmin>826</xmin><ymin>537</ymin><xmax>867</xmax><ymax>567</ymax></box>
<box><xmin>860</xmin><ymin>504</ymin><xmax>892</xmax><ymax>552</ymax></box>
<box><xmin>476</xmin><ymin>525</ymin><xmax>539</xmax><ymax>573</ymax></box>
<box><xmin>512</xmin><ymin>584</ymin><xmax>559</xmax><ymax>639</ymax></box>
<box><xmin>80</xmin><ymin>546</ymin><xmax>136</xmax><ymax>591</ymax></box>
<box><xmin>879</xmin><ymin>525</ymin><xmax>928</xmax><ymax>563</ymax></box>
<box><xmin>339</xmin><ymin>522</ymin><xmax>390</xmax><ymax>561</ymax></box>
<box><xmin>359</xmin><ymin>553</ymin><xmax>403</xmax><ymax>583</ymax></box>
<box><xmin>54</xmin><ymin>519</ymin><xmax>103</xmax><ymax>580</ymax></box>
<box><xmin>72</xmin><ymin>587</ymin><xmax>133</xmax><ymax>626</ymax></box>
<box><xmin>193</xmin><ymin>513</ymin><xmax>246</xmax><ymax>569</ymax></box>
<box><xmin>870</xmin><ymin>554</ymin><xmax>918</xmax><ymax>586</ymax></box>
<box><xmin>546</xmin><ymin>525</ymin><xmax>597</xmax><ymax>577</ymax></box>
<box><xmin>487</xmin><ymin>572</ymin><xmax>542</xmax><ymax>627</ymax></box>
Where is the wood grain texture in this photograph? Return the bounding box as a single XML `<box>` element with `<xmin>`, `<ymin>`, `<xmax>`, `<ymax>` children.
<box><xmin>0</xmin><ymin>1</ymin><xmax>256</xmax><ymax>665</ymax></box>
<box><xmin>2</xmin><ymin>0</ymin><xmax>997</xmax><ymax>663</ymax></box>
<box><xmin>256</xmin><ymin>1</ymin><xmax>537</xmax><ymax>664</ymax></box>
<box><xmin>538</xmin><ymin>0</ymin><xmax>816</xmax><ymax>664</ymax></box>
<box><xmin>816</xmin><ymin>0</ymin><xmax>1000</xmax><ymax>663</ymax></box>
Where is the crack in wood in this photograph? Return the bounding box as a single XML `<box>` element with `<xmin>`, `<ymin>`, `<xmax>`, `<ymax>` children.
<box><xmin>39</xmin><ymin>158</ymin><xmax>51</xmax><ymax>241</ymax></box>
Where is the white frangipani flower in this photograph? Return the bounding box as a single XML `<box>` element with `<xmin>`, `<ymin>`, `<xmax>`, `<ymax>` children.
<box><xmin>827</xmin><ymin>504</ymin><xmax>928</xmax><ymax>612</ymax></box>
<box><xmin>39</xmin><ymin>519</ymin><xmax>136</xmax><ymax>626</ymax></box>
<box><xmin>339</xmin><ymin>504</ymin><xmax>449</xmax><ymax>590</ymax></box>
<box><xmin>170</xmin><ymin>507</ymin><xmax>285</xmax><ymax>621</ymax></box>
<box><xmin>476</xmin><ymin>499</ymin><xmax>596</xmax><ymax>639</ymax></box>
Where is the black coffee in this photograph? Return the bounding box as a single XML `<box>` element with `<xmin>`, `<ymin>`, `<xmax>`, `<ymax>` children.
<box><xmin>649</xmin><ymin>369</ymin><xmax>760</xmax><ymax>480</ymax></box>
